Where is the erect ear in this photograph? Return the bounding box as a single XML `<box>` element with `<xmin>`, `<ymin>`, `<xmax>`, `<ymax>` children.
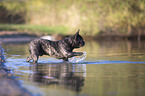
<box><xmin>74</xmin><ymin>29</ymin><xmax>80</xmax><ymax>39</ymax></box>
<box><xmin>75</xmin><ymin>29</ymin><xmax>80</xmax><ymax>35</ymax></box>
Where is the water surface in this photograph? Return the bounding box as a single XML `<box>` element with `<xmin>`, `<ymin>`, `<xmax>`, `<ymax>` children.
<box><xmin>2</xmin><ymin>40</ymin><xmax>145</xmax><ymax>96</ymax></box>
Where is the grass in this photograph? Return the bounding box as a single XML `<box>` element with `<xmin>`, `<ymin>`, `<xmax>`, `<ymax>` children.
<box><xmin>0</xmin><ymin>24</ymin><xmax>69</xmax><ymax>35</ymax></box>
<box><xmin>0</xmin><ymin>0</ymin><xmax>145</xmax><ymax>36</ymax></box>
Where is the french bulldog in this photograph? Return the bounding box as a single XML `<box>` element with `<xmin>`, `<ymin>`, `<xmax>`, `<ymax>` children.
<box><xmin>27</xmin><ymin>29</ymin><xmax>85</xmax><ymax>63</ymax></box>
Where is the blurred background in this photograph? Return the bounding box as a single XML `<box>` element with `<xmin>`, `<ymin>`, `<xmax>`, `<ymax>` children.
<box><xmin>1</xmin><ymin>1</ymin><xmax>145</xmax><ymax>96</ymax></box>
<box><xmin>0</xmin><ymin>0</ymin><xmax>145</xmax><ymax>39</ymax></box>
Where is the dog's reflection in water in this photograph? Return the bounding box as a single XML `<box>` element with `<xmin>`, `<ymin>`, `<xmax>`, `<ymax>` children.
<box><xmin>29</xmin><ymin>63</ymin><xmax>84</xmax><ymax>92</ymax></box>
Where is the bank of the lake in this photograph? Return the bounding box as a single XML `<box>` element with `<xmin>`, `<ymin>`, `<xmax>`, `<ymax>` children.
<box><xmin>0</xmin><ymin>45</ymin><xmax>32</xmax><ymax>96</ymax></box>
<box><xmin>1</xmin><ymin>30</ymin><xmax>145</xmax><ymax>43</ymax></box>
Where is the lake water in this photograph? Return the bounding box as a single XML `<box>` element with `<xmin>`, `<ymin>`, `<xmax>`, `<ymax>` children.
<box><xmin>2</xmin><ymin>40</ymin><xmax>145</xmax><ymax>96</ymax></box>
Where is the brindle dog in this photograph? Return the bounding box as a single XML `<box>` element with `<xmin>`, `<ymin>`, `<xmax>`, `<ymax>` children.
<box><xmin>27</xmin><ymin>29</ymin><xmax>85</xmax><ymax>63</ymax></box>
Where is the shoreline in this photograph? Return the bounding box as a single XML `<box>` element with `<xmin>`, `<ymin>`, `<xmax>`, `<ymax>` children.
<box><xmin>0</xmin><ymin>45</ymin><xmax>32</xmax><ymax>96</ymax></box>
<box><xmin>0</xmin><ymin>31</ymin><xmax>145</xmax><ymax>43</ymax></box>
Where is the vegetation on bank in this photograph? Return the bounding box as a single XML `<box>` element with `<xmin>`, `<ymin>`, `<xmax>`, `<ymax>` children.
<box><xmin>0</xmin><ymin>0</ymin><xmax>145</xmax><ymax>36</ymax></box>
<box><xmin>0</xmin><ymin>24</ymin><xmax>68</xmax><ymax>35</ymax></box>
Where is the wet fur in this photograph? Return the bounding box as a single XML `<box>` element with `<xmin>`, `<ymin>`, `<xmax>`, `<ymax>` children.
<box><xmin>27</xmin><ymin>30</ymin><xmax>85</xmax><ymax>63</ymax></box>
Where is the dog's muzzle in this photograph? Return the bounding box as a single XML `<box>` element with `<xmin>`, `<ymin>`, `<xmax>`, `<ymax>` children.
<box><xmin>82</xmin><ymin>41</ymin><xmax>85</xmax><ymax>46</ymax></box>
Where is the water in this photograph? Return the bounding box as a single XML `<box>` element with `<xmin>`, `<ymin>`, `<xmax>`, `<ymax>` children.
<box><xmin>2</xmin><ymin>40</ymin><xmax>145</xmax><ymax>96</ymax></box>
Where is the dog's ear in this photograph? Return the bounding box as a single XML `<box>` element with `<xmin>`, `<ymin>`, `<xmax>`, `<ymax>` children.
<box><xmin>74</xmin><ymin>29</ymin><xmax>80</xmax><ymax>39</ymax></box>
<box><xmin>75</xmin><ymin>29</ymin><xmax>80</xmax><ymax>35</ymax></box>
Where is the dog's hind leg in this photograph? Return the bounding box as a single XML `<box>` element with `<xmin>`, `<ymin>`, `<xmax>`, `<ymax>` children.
<box><xmin>26</xmin><ymin>55</ymin><xmax>32</xmax><ymax>62</ymax></box>
<box><xmin>31</xmin><ymin>54</ymin><xmax>39</xmax><ymax>63</ymax></box>
<box><xmin>29</xmin><ymin>48</ymin><xmax>39</xmax><ymax>63</ymax></box>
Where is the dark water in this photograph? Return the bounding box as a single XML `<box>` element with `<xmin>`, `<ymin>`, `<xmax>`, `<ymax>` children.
<box><xmin>2</xmin><ymin>40</ymin><xmax>145</xmax><ymax>96</ymax></box>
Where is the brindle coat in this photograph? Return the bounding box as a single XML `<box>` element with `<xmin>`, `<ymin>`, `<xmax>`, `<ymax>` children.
<box><xmin>27</xmin><ymin>30</ymin><xmax>85</xmax><ymax>63</ymax></box>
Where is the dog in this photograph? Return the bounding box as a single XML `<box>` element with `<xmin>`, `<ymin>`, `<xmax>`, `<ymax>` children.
<box><xmin>27</xmin><ymin>29</ymin><xmax>85</xmax><ymax>63</ymax></box>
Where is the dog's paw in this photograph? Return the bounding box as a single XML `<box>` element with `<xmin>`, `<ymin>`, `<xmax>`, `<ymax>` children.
<box><xmin>77</xmin><ymin>52</ymin><xmax>83</xmax><ymax>56</ymax></box>
<box><xmin>26</xmin><ymin>57</ymin><xmax>30</xmax><ymax>62</ymax></box>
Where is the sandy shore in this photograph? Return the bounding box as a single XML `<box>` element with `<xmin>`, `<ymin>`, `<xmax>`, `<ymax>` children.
<box><xmin>0</xmin><ymin>45</ymin><xmax>32</xmax><ymax>96</ymax></box>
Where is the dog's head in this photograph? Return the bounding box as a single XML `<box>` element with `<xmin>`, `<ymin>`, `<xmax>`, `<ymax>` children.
<box><xmin>68</xmin><ymin>29</ymin><xmax>85</xmax><ymax>48</ymax></box>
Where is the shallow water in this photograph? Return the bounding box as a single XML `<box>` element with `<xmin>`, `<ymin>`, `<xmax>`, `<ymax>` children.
<box><xmin>2</xmin><ymin>40</ymin><xmax>145</xmax><ymax>96</ymax></box>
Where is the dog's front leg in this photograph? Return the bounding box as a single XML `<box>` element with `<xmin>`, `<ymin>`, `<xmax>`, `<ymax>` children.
<box><xmin>72</xmin><ymin>52</ymin><xmax>83</xmax><ymax>56</ymax></box>
<box><xmin>67</xmin><ymin>52</ymin><xmax>83</xmax><ymax>57</ymax></box>
<box><xmin>63</xmin><ymin>58</ymin><xmax>68</xmax><ymax>61</ymax></box>
<box><xmin>63</xmin><ymin>52</ymin><xmax>83</xmax><ymax>62</ymax></box>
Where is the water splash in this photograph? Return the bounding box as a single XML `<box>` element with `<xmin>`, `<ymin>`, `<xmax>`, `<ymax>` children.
<box><xmin>69</xmin><ymin>52</ymin><xmax>87</xmax><ymax>63</ymax></box>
